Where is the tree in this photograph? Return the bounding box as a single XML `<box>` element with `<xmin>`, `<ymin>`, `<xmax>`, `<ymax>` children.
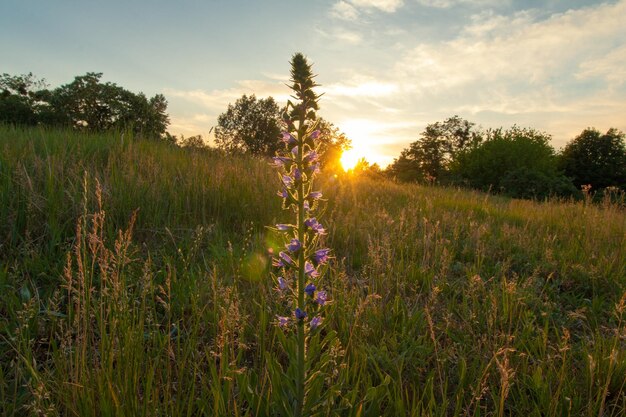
<box><xmin>387</xmin><ymin>116</ymin><xmax>482</xmax><ymax>183</ymax></box>
<box><xmin>314</xmin><ymin>118</ymin><xmax>351</xmax><ymax>172</ymax></box>
<box><xmin>386</xmin><ymin>148</ymin><xmax>425</xmax><ymax>182</ymax></box>
<box><xmin>453</xmin><ymin>126</ymin><xmax>578</xmax><ymax>199</ymax></box>
<box><xmin>214</xmin><ymin>94</ymin><xmax>282</xmax><ymax>156</ymax></box>
<box><xmin>52</xmin><ymin>72</ymin><xmax>169</xmax><ymax>138</ymax></box>
<box><xmin>559</xmin><ymin>128</ymin><xmax>626</xmax><ymax>191</ymax></box>
<box><xmin>0</xmin><ymin>73</ymin><xmax>50</xmax><ymax>125</ymax></box>
<box><xmin>0</xmin><ymin>72</ymin><xmax>170</xmax><ymax>138</ymax></box>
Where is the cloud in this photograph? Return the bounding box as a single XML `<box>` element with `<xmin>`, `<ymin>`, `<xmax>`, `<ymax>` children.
<box><xmin>329</xmin><ymin>0</ymin><xmax>404</xmax><ymax>20</ymax></box>
<box><xmin>316</xmin><ymin>27</ymin><xmax>363</xmax><ymax>45</ymax></box>
<box><xmin>330</xmin><ymin>1</ymin><xmax>360</xmax><ymax>20</ymax></box>
<box><xmin>395</xmin><ymin>1</ymin><xmax>626</xmax><ymax>93</ymax></box>
<box><xmin>164</xmin><ymin>79</ymin><xmax>291</xmax><ymax>112</ymax></box>
<box><xmin>325</xmin><ymin>79</ymin><xmax>399</xmax><ymax>98</ymax></box>
<box><xmin>576</xmin><ymin>43</ymin><xmax>626</xmax><ymax>85</ymax></box>
<box><xmin>414</xmin><ymin>0</ymin><xmax>509</xmax><ymax>8</ymax></box>
<box><xmin>349</xmin><ymin>0</ymin><xmax>404</xmax><ymax>13</ymax></box>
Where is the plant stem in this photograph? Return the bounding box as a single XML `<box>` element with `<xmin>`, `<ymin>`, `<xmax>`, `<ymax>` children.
<box><xmin>295</xmin><ymin>103</ymin><xmax>306</xmax><ymax>417</ymax></box>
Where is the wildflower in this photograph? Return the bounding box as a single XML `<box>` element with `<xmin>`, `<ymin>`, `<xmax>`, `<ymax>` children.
<box><xmin>295</xmin><ymin>308</ymin><xmax>307</xmax><ymax>321</ymax></box>
<box><xmin>277</xmin><ymin>316</ymin><xmax>290</xmax><ymax>327</ymax></box>
<box><xmin>282</xmin><ymin>132</ymin><xmax>297</xmax><ymax>145</ymax></box>
<box><xmin>308</xmin><ymin>163</ymin><xmax>321</xmax><ymax>175</ymax></box>
<box><xmin>304</xmin><ymin>150</ymin><xmax>319</xmax><ymax>163</ymax></box>
<box><xmin>276</xmin><ymin>224</ymin><xmax>292</xmax><ymax>231</ymax></box>
<box><xmin>272</xmin><ymin>156</ymin><xmax>292</xmax><ymax>168</ymax></box>
<box><xmin>294</xmin><ymin>168</ymin><xmax>302</xmax><ymax>181</ymax></box>
<box><xmin>304</xmin><ymin>261</ymin><xmax>319</xmax><ymax>277</ymax></box>
<box><xmin>308</xmin><ymin>191</ymin><xmax>322</xmax><ymax>200</ymax></box>
<box><xmin>305</xmin><ymin>283</ymin><xmax>316</xmax><ymax>297</ymax></box>
<box><xmin>282</xmin><ymin>175</ymin><xmax>294</xmax><ymax>188</ymax></box>
<box><xmin>278</xmin><ymin>277</ymin><xmax>288</xmax><ymax>290</ymax></box>
<box><xmin>305</xmin><ymin>217</ymin><xmax>326</xmax><ymax>235</ymax></box>
<box><xmin>277</xmin><ymin>189</ymin><xmax>289</xmax><ymax>199</ymax></box>
<box><xmin>310</xmin><ymin>316</ymin><xmax>322</xmax><ymax>330</ymax></box>
<box><xmin>287</xmin><ymin>238</ymin><xmax>301</xmax><ymax>253</ymax></box>
<box><xmin>310</xmin><ymin>130</ymin><xmax>321</xmax><ymax>139</ymax></box>
<box><xmin>291</xmin><ymin>146</ymin><xmax>299</xmax><ymax>157</ymax></box>
<box><xmin>273</xmin><ymin>251</ymin><xmax>293</xmax><ymax>268</ymax></box>
<box><xmin>312</xmin><ymin>248</ymin><xmax>330</xmax><ymax>265</ymax></box>
<box><xmin>315</xmin><ymin>291</ymin><xmax>327</xmax><ymax>306</ymax></box>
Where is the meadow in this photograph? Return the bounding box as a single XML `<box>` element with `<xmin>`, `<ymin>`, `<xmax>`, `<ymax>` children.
<box><xmin>1</xmin><ymin>125</ymin><xmax>625</xmax><ymax>416</ymax></box>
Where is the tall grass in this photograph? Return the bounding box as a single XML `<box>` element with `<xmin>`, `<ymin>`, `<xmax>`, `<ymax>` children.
<box><xmin>1</xmin><ymin>125</ymin><xmax>624</xmax><ymax>416</ymax></box>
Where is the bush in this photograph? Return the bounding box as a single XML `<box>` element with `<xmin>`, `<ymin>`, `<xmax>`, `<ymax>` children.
<box><xmin>453</xmin><ymin>126</ymin><xmax>576</xmax><ymax>199</ymax></box>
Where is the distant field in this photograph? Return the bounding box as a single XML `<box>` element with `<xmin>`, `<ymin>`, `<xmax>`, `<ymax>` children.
<box><xmin>1</xmin><ymin>126</ymin><xmax>625</xmax><ymax>416</ymax></box>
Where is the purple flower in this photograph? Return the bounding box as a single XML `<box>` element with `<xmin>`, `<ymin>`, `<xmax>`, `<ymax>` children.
<box><xmin>310</xmin><ymin>130</ymin><xmax>321</xmax><ymax>139</ymax></box>
<box><xmin>277</xmin><ymin>189</ymin><xmax>289</xmax><ymax>199</ymax></box>
<box><xmin>282</xmin><ymin>175</ymin><xmax>293</xmax><ymax>188</ymax></box>
<box><xmin>291</xmin><ymin>146</ymin><xmax>299</xmax><ymax>157</ymax></box>
<box><xmin>304</xmin><ymin>218</ymin><xmax>326</xmax><ymax>235</ymax></box>
<box><xmin>294</xmin><ymin>168</ymin><xmax>302</xmax><ymax>181</ymax></box>
<box><xmin>303</xmin><ymin>200</ymin><xmax>310</xmax><ymax>212</ymax></box>
<box><xmin>308</xmin><ymin>191</ymin><xmax>322</xmax><ymax>200</ymax></box>
<box><xmin>277</xmin><ymin>315</ymin><xmax>290</xmax><ymax>327</ymax></box>
<box><xmin>276</xmin><ymin>224</ymin><xmax>291</xmax><ymax>231</ymax></box>
<box><xmin>312</xmin><ymin>248</ymin><xmax>330</xmax><ymax>265</ymax></box>
<box><xmin>304</xmin><ymin>261</ymin><xmax>319</xmax><ymax>278</ymax></box>
<box><xmin>308</xmin><ymin>163</ymin><xmax>321</xmax><ymax>175</ymax></box>
<box><xmin>277</xmin><ymin>277</ymin><xmax>288</xmax><ymax>290</ymax></box>
<box><xmin>295</xmin><ymin>308</ymin><xmax>307</xmax><ymax>320</ymax></box>
<box><xmin>310</xmin><ymin>316</ymin><xmax>322</xmax><ymax>330</ymax></box>
<box><xmin>281</xmin><ymin>132</ymin><xmax>296</xmax><ymax>145</ymax></box>
<box><xmin>305</xmin><ymin>283</ymin><xmax>316</xmax><ymax>297</ymax></box>
<box><xmin>273</xmin><ymin>251</ymin><xmax>293</xmax><ymax>268</ymax></box>
<box><xmin>315</xmin><ymin>291</ymin><xmax>328</xmax><ymax>306</ymax></box>
<box><xmin>304</xmin><ymin>151</ymin><xmax>319</xmax><ymax>163</ymax></box>
<box><xmin>286</xmin><ymin>238</ymin><xmax>301</xmax><ymax>253</ymax></box>
<box><xmin>271</xmin><ymin>156</ymin><xmax>292</xmax><ymax>168</ymax></box>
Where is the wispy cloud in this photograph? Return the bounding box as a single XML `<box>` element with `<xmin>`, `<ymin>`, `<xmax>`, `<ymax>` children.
<box><xmin>330</xmin><ymin>1</ymin><xmax>360</xmax><ymax>20</ymax></box>
<box><xmin>349</xmin><ymin>0</ymin><xmax>404</xmax><ymax>13</ymax></box>
<box><xmin>325</xmin><ymin>80</ymin><xmax>399</xmax><ymax>98</ymax></box>
<box><xmin>395</xmin><ymin>1</ymin><xmax>626</xmax><ymax>94</ymax></box>
<box><xmin>329</xmin><ymin>0</ymin><xmax>404</xmax><ymax>21</ymax></box>
<box><xmin>414</xmin><ymin>0</ymin><xmax>509</xmax><ymax>8</ymax></box>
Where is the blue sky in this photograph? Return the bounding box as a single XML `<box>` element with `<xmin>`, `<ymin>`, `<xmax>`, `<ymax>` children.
<box><xmin>2</xmin><ymin>0</ymin><xmax>625</xmax><ymax>166</ymax></box>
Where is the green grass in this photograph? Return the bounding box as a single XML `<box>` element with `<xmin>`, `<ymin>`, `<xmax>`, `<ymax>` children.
<box><xmin>1</xmin><ymin>125</ymin><xmax>625</xmax><ymax>416</ymax></box>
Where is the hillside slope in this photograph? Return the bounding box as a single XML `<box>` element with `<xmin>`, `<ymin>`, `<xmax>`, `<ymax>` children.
<box><xmin>1</xmin><ymin>126</ymin><xmax>625</xmax><ymax>416</ymax></box>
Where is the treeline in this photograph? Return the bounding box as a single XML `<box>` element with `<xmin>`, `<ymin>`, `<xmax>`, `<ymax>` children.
<box><xmin>385</xmin><ymin>116</ymin><xmax>626</xmax><ymax>199</ymax></box>
<box><xmin>206</xmin><ymin>94</ymin><xmax>625</xmax><ymax>200</ymax></box>
<box><xmin>2</xmin><ymin>73</ymin><xmax>624</xmax><ymax>200</ymax></box>
<box><xmin>0</xmin><ymin>72</ymin><xmax>169</xmax><ymax>139</ymax></box>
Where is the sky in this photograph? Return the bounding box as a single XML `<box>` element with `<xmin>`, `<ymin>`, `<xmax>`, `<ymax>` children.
<box><xmin>2</xmin><ymin>0</ymin><xmax>625</xmax><ymax>167</ymax></box>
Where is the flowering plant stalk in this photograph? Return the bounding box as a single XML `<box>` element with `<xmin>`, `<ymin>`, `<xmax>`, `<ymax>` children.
<box><xmin>270</xmin><ymin>53</ymin><xmax>331</xmax><ymax>417</ymax></box>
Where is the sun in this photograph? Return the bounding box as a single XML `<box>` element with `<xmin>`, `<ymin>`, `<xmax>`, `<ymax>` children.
<box><xmin>340</xmin><ymin>149</ymin><xmax>361</xmax><ymax>171</ymax></box>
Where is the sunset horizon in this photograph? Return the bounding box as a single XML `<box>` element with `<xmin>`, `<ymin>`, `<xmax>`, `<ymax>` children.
<box><xmin>3</xmin><ymin>0</ymin><xmax>625</xmax><ymax>167</ymax></box>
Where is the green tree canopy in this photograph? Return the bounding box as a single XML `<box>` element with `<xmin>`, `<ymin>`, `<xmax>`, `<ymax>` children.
<box><xmin>453</xmin><ymin>126</ymin><xmax>578</xmax><ymax>199</ymax></box>
<box><xmin>53</xmin><ymin>72</ymin><xmax>169</xmax><ymax>138</ymax></box>
<box><xmin>0</xmin><ymin>72</ymin><xmax>169</xmax><ymax>138</ymax></box>
<box><xmin>0</xmin><ymin>73</ymin><xmax>50</xmax><ymax>125</ymax></box>
<box><xmin>214</xmin><ymin>94</ymin><xmax>282</xmax><ymax>156</ymax></box>
<box><xmin>559</xmin><ymin>128</ymin><xmax>626</xmax><ymax>191</ymax></box>
<box><xmin>387</xmin><ymin>116</ymin><xmax>481</xmax><ymax>182</ymax></box>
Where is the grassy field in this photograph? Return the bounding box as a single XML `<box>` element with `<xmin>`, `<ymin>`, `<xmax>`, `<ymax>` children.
<box><xmin>1</xmin><ymin>125</ymin><xmax>625</xmax><ymax>416</ymax></box>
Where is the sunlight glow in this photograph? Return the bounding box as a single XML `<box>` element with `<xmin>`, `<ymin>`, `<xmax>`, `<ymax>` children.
<box><xmin>340</xmin><ymin>149</ymin><xmax>362</xmax><ymax>171</ymax></box>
